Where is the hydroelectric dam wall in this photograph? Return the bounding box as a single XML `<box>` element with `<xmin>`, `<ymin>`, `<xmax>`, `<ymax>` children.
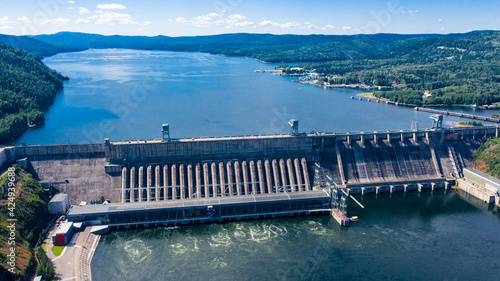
<box><xmin>0</xmin><ymin>126</ymin><xmax>494</xmax><ymax>204</ymax></box>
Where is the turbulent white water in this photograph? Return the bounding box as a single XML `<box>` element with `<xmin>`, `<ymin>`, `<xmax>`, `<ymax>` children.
<box><xmin>92</xmin><ymin>190</ymin><xmax>500</xmax><ymax>281</ymax></box>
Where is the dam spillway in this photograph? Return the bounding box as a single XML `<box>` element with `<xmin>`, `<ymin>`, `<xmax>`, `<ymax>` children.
<box><xmin>118</xmin><ymin>157</ymin><xmax>310</xmax><ymax>203</ymax></box>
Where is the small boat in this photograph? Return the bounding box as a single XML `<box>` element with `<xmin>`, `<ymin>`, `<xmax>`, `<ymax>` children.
<box><xmin>470</xmin><ymin>104</ymin><xmax>477</xmax><ymax>108</ymax></box>
<box><xmin>350</xmin><ymin>216</ymin><xmax>359</xmax><ymax>222</ymax></box>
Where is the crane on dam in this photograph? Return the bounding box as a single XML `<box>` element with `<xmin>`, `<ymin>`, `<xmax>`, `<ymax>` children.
<box><xmin>314</xmin><ymin>162</ymin><xmax>364</xmax><ymax>226</ymax></box>
<box><xmin>430</xmin><ymin>114</ymin><xmax>443</xmax><ymax>129</ymax></box>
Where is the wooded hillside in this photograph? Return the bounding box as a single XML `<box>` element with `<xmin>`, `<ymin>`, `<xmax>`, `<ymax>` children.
<box><xmin>0</xmin><ymin>43</ymin><xmax>67</xmax><ymax>142</ymax></box>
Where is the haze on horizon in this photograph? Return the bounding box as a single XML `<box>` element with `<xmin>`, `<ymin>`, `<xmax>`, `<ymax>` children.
<box><xmin>0</xmin><ymin>0</ymin><xmax>499</xmax><ymax>37</ymax></box>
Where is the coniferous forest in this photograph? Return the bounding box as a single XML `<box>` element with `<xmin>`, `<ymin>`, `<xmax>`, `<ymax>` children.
<box><xmin>300</xmin><ymin>32</ymin><xmax>500</xmax><ymax>106</ymax></box>
<box><xmin>0</xmin><ymin>43</ymin><xmax>67</xmax><ymax>142</ymax></box>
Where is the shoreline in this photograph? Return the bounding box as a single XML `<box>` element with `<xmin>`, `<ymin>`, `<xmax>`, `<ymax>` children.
<box><xmin>0</xmin><ymin>119</ymin><xmax>46</xmax><ymax>145</ymax></box>
<box><xmin>79</xmin><ymin>231</ymin><xmax>100</xmax><ymax>281</ymax></box>
<box><xmin>355</xmin><ymin>92</ymin><xmax>500</xmax><ymax>109</ymax></box>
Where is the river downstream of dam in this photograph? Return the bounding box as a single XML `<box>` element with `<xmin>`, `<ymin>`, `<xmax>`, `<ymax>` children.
<box><xmin>91</xmin><ymin>190</ymin><xmax>500</xmax><ymax>281</ymax></box>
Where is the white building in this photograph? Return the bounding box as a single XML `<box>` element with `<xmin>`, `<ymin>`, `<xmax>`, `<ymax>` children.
<box><xmin>422</xmin><ymin>91</ymin><xmax>432</xmax><ymax>98</ymax></box>
<box><xmin>48</xmin><ymin>193</ymin><xmax>70</xmax><ymax>216</ymax></box>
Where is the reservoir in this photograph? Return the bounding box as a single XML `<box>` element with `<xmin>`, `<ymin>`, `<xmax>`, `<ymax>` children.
<box><xmin>16</xmin><ymin>49</ymin><xmax>497</xmax><ymax>145</ymax></box>
<box><xmin>91</xmin><ymin>190</ymin><xmax>500</xmax><ymax>280</ymax></box>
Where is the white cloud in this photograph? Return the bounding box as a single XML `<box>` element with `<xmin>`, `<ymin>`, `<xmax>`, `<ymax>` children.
<box><xmin>39</xmin><ymin>17</ymin><xmax>71</xmax><ymax>25</ymax></box>
<box><xmin>281</xmin><ymin>22</ymin><xmax>301</xmax><ymax>28</ymax></box>
<box><xmin>79</xmin><ymin>7</ymin><xmax>91</xmax><ymax>14</ymax></box>
<box><xmin>67</xmin><ymin>0</ymin><xmax>76</xmax><ymax>3</ymax></box>
<box><xmin>190</xmin><ymin>12</ymin><xmax>222</xmax><ymax>27</ymax></box>
<box><xmin>319</xmin><ymin>24</ymin><xmax>335</xmax><ymax>31</ymax></box>
<box><xmin>342</xmin><ymin>26</ymin><xmax>352</xmax><ymax>30</ymax></box>
<box><xmin>224</xmin><ymin>14</ymin><xmax>254</xmax><ymax>28</ymax></box>
<box><xmin>96</xmin><ymin>3</ymin><xmax>127</xmax><ymax>10</ymax></box>
<box><xmin>176</xmin><ymin>12</ymin><xmax>254</xmax><ymax>28</ymax></box>
<box><xmin>226</xmin><ymin>14</ymin><xmax>245</xmax><ymax>22</ymax></box>
<box><xmin>0</xmin><ymin>26</ymin><xmax>13</xmax><ymax>30</ymax></box>
<box><xmin>303</xmin><ymin>22</ymin><xmax>316</xmax><ymax>29</ymax></box>
<box><xmin>141</xmin><ymin>21</ymin><xmax>152</xmax><ymax>26</ymax></box>
<box><xmin>177</xmin><ymin>13</ymin><xmax>339</xmax><ymax>30</ymax></box>
<box><xmin>76</xmin><ymin>18</ymin><xmax>90</xmax><ymax>23</ymax></box>
<box><xmin>93</xmin><ymin>11</ymin><xmax>136</xmax><ymax>25</ymax></box>
<box><xmin>438</xmin><ymin>19</ymin><xmax>443</xmax><ymax>22</ymax></box>
<box><xmin>229</xmin><ymin>21</ymin><xmax>254</xmax><ymax>28</ymax></box>
<box><xmin>0</xmin><ymin>16</ymin><xmax>17</xmax><ymax>24</ymax></box>
<box><xmin>259</xmin><ymin>20</ymin><xmax>276</xmax><ymax>27</ymax></box>
<box><xmin>259</xmin><ymin>20</ymin><xmax>300</xmax><ymax>28</ymax></box>
<box><xmin>17</xmin><ymin>16</ymin><xmax>31</xmax><ymax>23</ymax></box>
<box><xmin>259</xmin><ymin>20</ymin><xmax>335</xmax><ymax>31</ymax></box>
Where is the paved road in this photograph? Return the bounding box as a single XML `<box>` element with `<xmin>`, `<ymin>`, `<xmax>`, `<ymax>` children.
<box><xmin>46</xmin><ymin>226</ymin><xmax>92</xmax><ymax>281</ymax></box>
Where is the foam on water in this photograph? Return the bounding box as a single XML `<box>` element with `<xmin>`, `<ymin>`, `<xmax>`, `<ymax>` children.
<box><xmin>211</xmin><ymin>257</ymin><xmax>228</xmax><ymax>269</ymax></box>
<box><xmin>248</xmin><ymin>223</ymin><xmax>273</xmax><ymax>242</ymax></box>
<box><xmin>169</xmin><ymin>243</ymin><xmax>189</xmax><ymax>255</ymax></box>
<box><xmin>233</xmin><ymin>223</ymin><xmax>247</xmax><ymax>239</ymax></box>
<box><xmin>269</xmin><ymin>224</ymin><xmax>288</xmax><ymax>236</ymax></box>
<box><xmin>123</xmin><ymin>239</ymin><xmax>152</xmax><ymax>263</ymax></box>
<box><xmin>303</xmin><ymin>220</ymin><xmax>327</xmax><ymax>235</ymax></box>
<box><xmin>209</xmin><ymin>230</ymin><xmax>233</xmax><ymax>248</ymax></box>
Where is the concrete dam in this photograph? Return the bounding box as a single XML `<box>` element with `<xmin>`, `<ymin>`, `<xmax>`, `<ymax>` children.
<box><xmin>0</xmin><ymin>126</ymin><xmax>492</xmax><ymax>207</ymax></box>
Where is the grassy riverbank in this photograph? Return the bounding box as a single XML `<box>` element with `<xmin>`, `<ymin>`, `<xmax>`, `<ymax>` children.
<box><xmin>357</xmin><ymin>93</ymin><xmax>391</xmax><ymax>102</ymax></box>
<box><xmin>473</xmin><ymin>138</ymin><xmax>500</xmax><ymax>178</ymax></box>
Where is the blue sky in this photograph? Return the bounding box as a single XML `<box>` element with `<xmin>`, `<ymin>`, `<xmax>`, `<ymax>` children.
<box><xmin>0</xmin><ymin>0</ymin><xmax>498</xmax><ymax>36</ymax></box>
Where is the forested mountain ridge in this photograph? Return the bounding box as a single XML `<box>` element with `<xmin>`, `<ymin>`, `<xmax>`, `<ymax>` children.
<box><xmin>33</xmin><ymin>31</ymin><xmax>451</xmax><ymax>62</ymax></box>
<box><xmin>0</xmin><ymin>43</ymin><xmax>68</xmax><ymax>142</ymax></box>
<box><xmin>0</xmin><ymin>34</ymin><xmax>84</xmax><ymax>58</ymax></box>
<box><xmin>300</xmin><ymin>31</ymin><xmax>500</xmax><ymax>106</ymax></box>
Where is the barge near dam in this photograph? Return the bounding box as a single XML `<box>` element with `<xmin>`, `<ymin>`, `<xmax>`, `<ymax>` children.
<box><xmin>1</xmin><ymin>124</ymin><xmax>499</xmax><ymax>229</ymax></box>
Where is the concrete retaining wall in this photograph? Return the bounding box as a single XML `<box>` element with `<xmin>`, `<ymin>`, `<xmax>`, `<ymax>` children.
<box><xmin>105</xmin><ymin>136</ymin><xmax>313</xmax><ymax>164</ymax></box>
<box><xmin>457</xmin><ymin>179</ymin><xmax>497</xmax><ymax>204</ymax></box>
<box><xmin>13</xmin><ymin>143</ymin><xmax>104</xmax><ymax>160</ymax></box>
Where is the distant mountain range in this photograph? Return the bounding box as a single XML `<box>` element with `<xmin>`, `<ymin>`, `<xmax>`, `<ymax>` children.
<box><xmin>29</xmin><ymin>31</ymin><xmax>490</xmax><ymax>62</ymax></box>
<box><xmin>0</xmin><ymin>34</ymin><xmax>84</xmax><ymax>58</ymax></box>
<box><xmin>0</xmin><ymin>31</ymin><xmax>495</xmax><ymax>62</ymax></box>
